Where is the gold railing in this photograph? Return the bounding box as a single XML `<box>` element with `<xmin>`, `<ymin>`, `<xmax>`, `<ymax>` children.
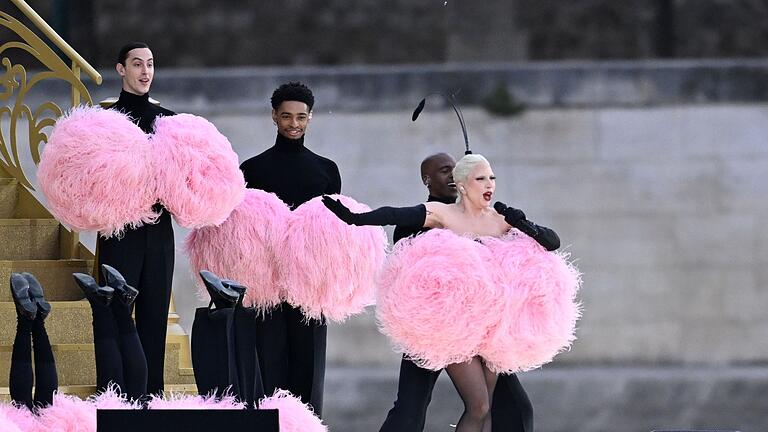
<box><xmin>1</xmin><ymin>0</ymin><xmax>101</xmax><ymax>190</ymax></box>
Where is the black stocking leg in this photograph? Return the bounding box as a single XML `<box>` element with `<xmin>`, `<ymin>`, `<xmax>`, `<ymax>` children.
<box><xmin>9</xmin><ymin>317</ymin><xmax>33</xmax><ymax>409</ymax></box>
<box><xmin>445</xmin><ymin>357</ymin><xmax>491</xmax><ymax>432</ymax></box>
<box><xmin>90</xmin><ymin>299</ymin><xmax>125</xmax><ymax>393</ymax></box>
<box><xmin>481</xmin><ymin>362</ymin><xmax>498</xmax><ymax>432</ymax></box>
<box><xmin>112</xmin><ymin>301</ymin><xmax>147</xmax><ymax>400</ymax></box>
<box><xmin>31</xmin><ymin>316</ymin><xmax>57</xmax><ymax>408</ymax></box>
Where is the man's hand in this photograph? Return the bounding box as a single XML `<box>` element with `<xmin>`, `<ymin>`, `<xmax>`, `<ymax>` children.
<box><xmin>494</xmin><ymin>201</ymin><xmax>526</xmax><ymax>225</ymax></box>
<box><xmin>322</xmin><ymin>195</ymin><xmax>357</xmax><ymax>225</ymax></box>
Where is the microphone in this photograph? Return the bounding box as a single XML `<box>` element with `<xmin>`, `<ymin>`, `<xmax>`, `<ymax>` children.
<box><xmin>493</xmin><ymin>201</ymin><xmax>507</xmax><ymax>214</ymax></box>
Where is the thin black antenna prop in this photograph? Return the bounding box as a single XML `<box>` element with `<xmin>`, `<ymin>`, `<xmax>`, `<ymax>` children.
<box><xmin>411</xmin><ymin>92</ymin><xmax>471</xmax><ymax>154</ymax></box>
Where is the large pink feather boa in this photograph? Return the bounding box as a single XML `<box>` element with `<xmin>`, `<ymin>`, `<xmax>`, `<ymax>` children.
<box><xmin>376</xmin><ymin>228</ymin><xmax>581</xmax><ymax>373</ymax></box>
<box><xmin>185</xmin><ymin>194</ymin><xmax>387</xmax><ymax>322</ymax></box>
<box><xmin>38</xmin><ymin>106</ymin><xmax>244</xmax><ymax>237</ymax></box>
<box><xmin>0</xmin><ymin>387</ymin><xmax>325</xmax><ymax>432</ymax></box>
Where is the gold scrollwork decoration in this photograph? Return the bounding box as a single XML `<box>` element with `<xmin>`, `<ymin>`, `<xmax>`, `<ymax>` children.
<box><xmin>0</xmin><ymin>10</ymin><xmax>94</xmax><ymax>190</ymax></box>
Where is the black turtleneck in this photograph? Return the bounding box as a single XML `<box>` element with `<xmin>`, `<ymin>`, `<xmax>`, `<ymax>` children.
<box><xmin>392</xmin><ymin>194</ymin><xmax>455</xmax><ymax>243</ymax></box>
<box><xmin>240</xmin><ymin>134</ymin><xmax>341</xmax><ymax>209</ymax></box>
<box><xmin>108</xmin><ymin>90</ymin><xmax>175</xmax><ymax>133</ymax></box>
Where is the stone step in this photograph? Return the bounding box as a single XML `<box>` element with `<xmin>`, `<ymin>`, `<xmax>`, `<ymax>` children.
<box><xmin>0</xmin><ymin>260</ymin><xmax>91</xmax><ymax>302</ymax></box>
<box><xmin>0</xmin><ymin>342</ymin><xmax>195</xmax><ymax>387</ymax></box>
<box><xmin>0</xmin><ymin>383</ymin><xmax>199</xmax><ymax>402</ymax></box>
<box><xmin>0</xmin><ymin>301</ymin><xmax>93</xmax><ymax>345</ymax></box>
<box><xmin>0</xmin><ymin>179</ymin><xmax>18</xmax><ymax>219</ymax></box>
<box><xmin>0</xmin><ymin>219</ymin><xmax>60</xmax><ymax>260</ymax></box>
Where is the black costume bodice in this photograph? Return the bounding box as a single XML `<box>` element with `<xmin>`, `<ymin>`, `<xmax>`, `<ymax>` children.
<box><xmin>240</xmin><ymin>134</ymin><xmax>341</xmax><ymax>209</ymax></box>
<box><xmin>108</xmin><ymin>90</ymin><xmax>175</xmax><ymax>134</ymax></box>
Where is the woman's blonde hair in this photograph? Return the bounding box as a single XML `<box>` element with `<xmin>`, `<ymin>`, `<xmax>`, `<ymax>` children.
<box><xmin>453</xmin><ymin>154</ymin><xmax>490</xmax><ymax>203</ymax></box>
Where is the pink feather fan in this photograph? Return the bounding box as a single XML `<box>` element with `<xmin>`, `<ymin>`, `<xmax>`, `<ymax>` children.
<box><xmin>480</xmin><ymin>231</ymin><xmax>582</xmax><ymax>373</ymax></box>
<box><xmin>185</xmin><ymin>188</ymin><xmax>291</xmax><ymax>311</ymax></box>
<box><xmin>152</xmin><ymin>114</ymin><xmax>245</xmax><ymax>228</ymax></box>
<box><xmin>146</xmin><ymin>392</ymin><xmax>245</xmax><ymax>410</ymax></box>
<box><xmin>279</xmin><ymin>195</ymin><xmax>387</xmax><ymax>323</ymax></box>
<box><xmin>35</xmin><ymin>392</ymin><xmax>97</xmax><ymax>432</ymax></box>
<box><xmin>376</xmin><ymin>229</ymin><xmax>505</xmax><ymax>370</ymax></box>
<box><xmin>38</xmin><ymin>106</ymin><xmax>158</xmax><ymax>237</ymax></box>
<box><xmin>258</xmin><ymin>390</ymin><xmax>327</xmax><ymax>432</ymax></box>
<box><xmin>0</xmin><ymin>404</ymin><xmax>37</xmax><ymax>432</ymax></box>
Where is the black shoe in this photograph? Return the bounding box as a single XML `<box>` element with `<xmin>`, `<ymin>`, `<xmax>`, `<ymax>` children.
<box><xmin>21</xmin><ymin>272</ymin><xmax>51</xmax><ymax>320</ymax></box>
<box><xmin>221</xmin><ymin>279</ymin><xmax>247</xmax><ymax>306</ymax></box>
<box><xmin>10</xmin><ymin>273</ymin><xmax>36</xmax><ymax>320</ymax></box>
<box><xmin>199</xmin><ymin>270</ymin><xmax>239</xmax><ymax>310</ymax></box>
<box><xmin>101</xmin><ymin>264</ymin><xmax>138</xmax><ymax>306</ymax></box>
<box><xmin>73</xmin><ymin>273</ymin><xmax>114</xmax><ymax>306</ymax></box>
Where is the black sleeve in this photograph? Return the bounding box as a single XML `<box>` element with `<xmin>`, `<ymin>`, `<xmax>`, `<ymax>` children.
<box><xmin>326</xmin><ymin>161</ymin><xmax>342</xmax><ymax>194</ymax></box>
<box><xmin>239</xmin><ymin>161</ymin><xmax>253</xmax><ymax>188</ymax></box>
<box><xmin>322</xmin><ymin>196</ymin><xmax>426</xmax><ymax>227</ymax></box>
<box><xmin>393</xmin><ymin>224</ymin><xmax>421</xmax><ymax>243</ymax></box>
<box><xmin>526</xmin><ymin>223</ymin><xmax>560</xmax><ymax>251</ymax></box>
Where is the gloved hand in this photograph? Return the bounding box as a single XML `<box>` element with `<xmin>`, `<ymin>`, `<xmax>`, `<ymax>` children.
<box><xmin>494</xmin><ymin>201</ymin><xmax>526</xmax><ymax>226</ymax></box>
<box><xmin>322</xmin><ymin>195</ymin><xmax>357</xmax><ymax>225</ymax></box>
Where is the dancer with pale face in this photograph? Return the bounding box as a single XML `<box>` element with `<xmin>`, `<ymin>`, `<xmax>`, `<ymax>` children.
<box><xmin>323</xmin><ymin>154</ymin><xmax>559</xmax><ymax>432</ymax></box>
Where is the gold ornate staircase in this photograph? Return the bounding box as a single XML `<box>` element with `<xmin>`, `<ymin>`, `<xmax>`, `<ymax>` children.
<box><xmin>0</xmin><ymin>0</ymin><xmax>195</xmax><ymax>399</ymax></box>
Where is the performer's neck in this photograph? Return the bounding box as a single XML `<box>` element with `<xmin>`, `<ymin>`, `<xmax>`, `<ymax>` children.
<box><xmin>427</xmin><ymin>194</ymin><xmax>456</xmax><ymax>205</ymax></box>
<box><xmin>274</xmin><ymin>133</ymin><xmax>305</xmax><ymax>152</ymax></box>
<box><xmin>118</xmin><ymin>89</ymin><xmax>150</xmax><ymax>104</ymax></box>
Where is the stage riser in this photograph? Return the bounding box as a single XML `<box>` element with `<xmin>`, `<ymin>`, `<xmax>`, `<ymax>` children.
<box><xmin>0</xmin><ymin>301</ymin><xmax>93</xmax><ymax>344</ymax></box>
<box><xmin>0</xmin><ymin>220</ymin><xmax>60</xmax><ymax>260</ymax></box>
<box><xmin>0</xmin><ymin>261</ymin><xmax>90</xmax><ymax>303</ymax></box>
<box><xmin>0</xmin><ymin>342</ymin><xmax>194</xmax><ymax>387</ymax></box>
<box><xmin>0</xmin><ymin>179</ymin><xmax>18</xmax><ymax>219</ymax></box>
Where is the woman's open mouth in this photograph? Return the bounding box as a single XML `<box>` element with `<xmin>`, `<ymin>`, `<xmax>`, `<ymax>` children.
<box><xmin>483</xmin><ymin>192</ymin><xmax>492</xmax><ymax>201</ymax></box>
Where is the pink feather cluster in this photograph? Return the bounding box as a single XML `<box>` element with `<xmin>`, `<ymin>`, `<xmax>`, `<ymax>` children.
<box><xmin>152</xmin><ymin>114</ymin><xmax>245</xmax><ymax>228</ymax></box>
<box><xmin>146</xmin><ymin>392</ymin><xmax>246</xmax><ymax>410</ymax></box>
<box><xmin>38</xmin><ymin>106</ymin><xmax>158</xmax><ymax>238</ymax></box>
<box><xmin>480</xmin><ymin>231</ymin><xmax>582</xmax><ymax>373</ymax></box>
<box><xmin>376</xmin><ymin>229</ymin><xmax>505</xmax><ymax>369</ymax></box>
<box><xmin>0</xmin><ymin>389</ymin><xmax>324</xmax><ymax>431</ymax></box>
<box><xmin>257</xmin><ymin>390</ymin><xmax>327</xmax><ymax>432</ymax></box>
<box><xmin>35</xmin><ymin>393</ymin><xmax>97</xmax><ymax>432</ymax></box>
<box><xmin>0</xmin><ymin>404</ymin><xmax>37</xmax><ymax>432</ymax></box>
<box><xmin>279</xmin><ymin>195</ymin><xmax>387</xmax><ymax>322</ymax></box>
<box><xmin>376</xmin><ymin>229</ymin><xmax>581</xmax><ymax>371</ymax></box>
<box><xmin>185</xmin><ymin>189</ymin><xmax>291</xmax><ymax>311</ymax></box>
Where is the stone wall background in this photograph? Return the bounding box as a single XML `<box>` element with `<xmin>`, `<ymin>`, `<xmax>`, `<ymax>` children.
<box><xmin>3</xmin><ymin>0</ymin><xmax>768</xmax><ymax>67</ymax></box>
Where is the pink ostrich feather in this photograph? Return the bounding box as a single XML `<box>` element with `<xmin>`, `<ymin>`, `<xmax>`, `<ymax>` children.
<box><xmin>257</xmin><ymin>390</ymin><xmax>327</xmax><ymax>432</ymax></box>
<box><xmin>88</xmin><ymin>384</ymin><xmax>140</xmax><ymax>410</ymax></box>
<box><xmin>479</xmin><ymin>231</ymin><xmax>582</xmax><ymax>373</ymax></box>
<box><xmin>152</xmin><ymin>114</ymin><xmax>245</xmax><ymax>229</ymax></box>
<box><xmin>146</xmin><ymin>392</ymin><xmax>246</xmax><ymax>410</ymax></box>
<box><xmin>279</xmin><ymin>195</ymin><xmax>387</xmax><ymax>323</ymax></box>
<box><xmin>375</xmin><ymin>229</ymin><xmax>505</xmax><ymax>370</ymax></box>
<box><xmin>0</xmin><ymin>404</ymin><xmax>38</xmax><ymax>432</ymax></box>
<box><xmin>38</xmin><ymin>106</ymin><xmax>158</xmax><ymax>238</ymax></box>
<box><xmin>185</xmin><ymin>188</ymin><xmax>291</xmax><ymax>311</ymax></box>
<box><xmin>35</xmin><ymin>392</ymin><xmax>96</xmax><ymax>432</ymax></box>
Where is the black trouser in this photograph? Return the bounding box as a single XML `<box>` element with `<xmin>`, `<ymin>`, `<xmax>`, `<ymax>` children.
<box><xmin>379</xmin><ymin>357</ymin><xmax>534</xmax><ymax>432</ymax></box>
<box><xmin>9</xmin><ymin>316</ymin><xmax>57</xmax><ymax>410</ymax></box>
<box><xmin>254</xmin><ymin>302</ymin><xmax>326</xmax><ymax>416</ymax></box>
<box><xmin>97</xmin><ymin>208</ymin><xmax>174</xmax><ymax>395</ymax></box>
<box><xmin>191</xmin><ymin>306</ymin><xmax>265</xmax><ymax>405</ymax></box>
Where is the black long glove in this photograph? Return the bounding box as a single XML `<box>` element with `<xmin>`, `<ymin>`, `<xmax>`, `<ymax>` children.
<box><xmin>494</xmin><ymin>201</ymin><xmax>560</xmax><ymax>251</ymax></box>
<box><xmin>322</xmin><ymin>196</ymin><xmax>427</xmax><ymax>227</ymax></box>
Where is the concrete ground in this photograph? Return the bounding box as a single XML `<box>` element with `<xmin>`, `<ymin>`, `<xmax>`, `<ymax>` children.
<box><xmin>323</xmin><ymin>366</ymin><xmax>764</xmax><ymax>432</ymax></box>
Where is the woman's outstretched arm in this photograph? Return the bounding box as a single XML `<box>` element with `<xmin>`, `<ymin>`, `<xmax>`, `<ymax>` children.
<box><xmin>322</xmin><ymin>196</ymin><xmax>442</xmax><ymax>228</ymax></box>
